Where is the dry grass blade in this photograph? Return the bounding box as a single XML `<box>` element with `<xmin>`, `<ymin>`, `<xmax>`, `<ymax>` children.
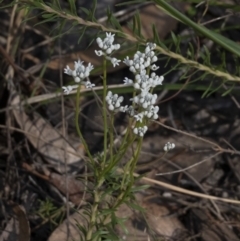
<box><xmin>137</xmin><ymin>173</ymin><xmax>240</xmax><ymax>205</ymax></box>
<box><xmin>9</xmin><ymin>84</ymin><xmax>125</xmax><ymax>106</ymax></box>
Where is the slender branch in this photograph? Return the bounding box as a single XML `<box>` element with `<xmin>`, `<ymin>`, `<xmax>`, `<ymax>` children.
<box><xmin>36</xmin><ymin>2</ymin><xmax>240</xmax><ymax>82</ymax></box>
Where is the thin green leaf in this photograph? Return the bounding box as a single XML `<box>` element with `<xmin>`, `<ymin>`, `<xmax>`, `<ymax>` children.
<box><xmin>135</xmin><ymin>11</ymin><xmax>142</xmax><ymax>37</ymax></box>
<box><xmin>132</xmin><ymin>14</ymin><xmax>137</xmax><ymax>35</ymax></box>
<box><xmin>78</xmin><ymin>26</ymin><xmax>87</xmax><ymax>44</ymax></box>
<box><xmin>126</xmin><ymin>202</ymin><xmax>145</xmax><ymax>212</ymax></box>
<box><xmin>116</xmin><ymin>0</ymin><xmax>145</xmax><ymax>7</ymax></box>
<box><xmin>35</xmin><ymin>15</ymin><xmax>58</xmax><ymax>26</ymax></box>
<box><xmin>154</xmin><ymin>0</ymin><xmax>240</xmax><ymax>57</ymax></box>
<box><xmin>171</xmin><ymin>31</ymin><xmax>178</xmax><ymax>46</ymax></box>
<box><xmin>68</xmin><ymin>0</ymin><xmax>77</xmax><ymax>15</ymax></box>
<box><xmin>222</xmin><ymin>84</ymin><xmax>235</xmax><ymax>96</ymax></box>
<box><xmin>206</xmin><ymin>83</ymin><xmax>224</xmax><ymax>97</ymax></box>
<box><xmin>80</xmin><ymin>7</ymin><xmax>90</xmax><ymax>16</ymax></box>
<box><xmin>41</xmin><ymin>13</ymin><xmax>55</xmax><ymax>18</ymax></box>
<box><xmin>109</xmin><ymin>12</ymin><xmax>122</xmax><ymax>31</ymax></box>
<box><xmin>202</xmin><ymin>81</ymin><xmax>213</xmax><ymax>98</ymax></box>
<box><xmin>152</xmin><ymin>24</ymin><xmax>161</xmax><ymax>46</ymax></box>
<box><xmin>90</xmin><ymin>0</ymin><xmax>97</xmax><ymax>22</ymax></box>
<box><xmin>203</xmin><ymin>46</ymin><xmax>211</xmax><ymax>65</ymax></box>
<box><xmin>131</xmin><ymin>185</ymin><xmax>149</xmax><ymax>192</ymax></box>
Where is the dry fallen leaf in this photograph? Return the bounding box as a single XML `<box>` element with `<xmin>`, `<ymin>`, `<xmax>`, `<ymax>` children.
<box><xmin>193</xmin><ymin>209</ymin><xmax>239</xmax><ymax>241</ymax></box>
<box><xmin>49</xmin><ymin>172</ymin><xmax>92</xmax><ymax>205</ymax></box>
<box><xmin>115</xmin><ymin>203</ymin><xmax>149</xmax><ymax>241</ymax></box>
<box><xmin>141</xmin><ymin>200</ymin><xmax>186</xmax><ymax>240</ymax></box>
<box><xmin>48</xmin><ymin>192</ymin><xmax>186</xmax><ymax>241</ymax></box>
<box><xmin>47</xmin><ymin>210</ymin><xmax>87</xmax><ymax>241</ymax></box>
<box><xmin>0</xmin><ymin>204</ymin><xmax>30</xmax><ymax>241</ymax></box>
<box><xmin>0</xmin><ymin>218</ymin><xmax>19</xmax><ymax>241</ymax></box>
<box><xmin>122</xmin><ymin>3</ymin><xmax>187</xmax><ymax>40</ymax></box>
<box><xmin>11</xmin><ymin>95</ymin><xmax>83</xmax><ymax>173</ymax></box>
<box><xmin>121</xmin><ymin>133</ymin><xmax>216</xmax><ymax>182</ymax></box>
<box><xmin>115</xmin><ymin>193</ymin><xmax>186</xmax><ymax>241</ymax></box>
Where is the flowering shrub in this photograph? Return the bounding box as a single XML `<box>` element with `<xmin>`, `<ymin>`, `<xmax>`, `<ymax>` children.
<box><xmin>62</xmin><ymin>32</ymin><xmax>175</xmax><ymax>240</ymax></box>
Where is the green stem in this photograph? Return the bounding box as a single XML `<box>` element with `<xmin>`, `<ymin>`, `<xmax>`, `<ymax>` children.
<box><xmin>102</xmin><ymin>57</ymin><xmax>108</xmax><ymax>166</ymax></box>
<box><xmin>120</xmin><ymin>137</ymin><xmax>142</xmax><ymax>189</ymax></box>
<box><xmin>129</xmin><ymin>137</ymin><xmax>143</xmax><ymax>181</ymax></box>
<box><xmin>103</xmin><ymin>137</ymin><xmax>143</xmax><ymax>226</ymax></box>
<box><xmin>109</xmin><ymin>113</ymin><xmax>114</xmax><ymax>163</ymax></box>
<box><xmin>85</xmin><ymin>176</ymin><xmax>105</xmax><ymax>240</ymax></box>
<box><xmin>75</xmin><ymin>85</ymin><xmax>93</xmax><ymax>161</ymax></box>
<box><xmin>86</xmin><ymin>189</ymin><xmax>101</xmax><ymax>241</ymax></box>
<box><xmin>102</xmin><ymin>134</ymin><xmax>136</xmax><ymax>177</ymax></box>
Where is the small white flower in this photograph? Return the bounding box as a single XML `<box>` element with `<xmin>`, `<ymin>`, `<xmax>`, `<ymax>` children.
<box><xmin>84</xmin><ymin>80</ymin><xmax>95</xmax><ymax>89</ymax></box>
<box><xmin>64</xmin><ymin>60</ymin><xmax>94</xmax><ymax>83</ymax></box>
<box><xmin>106</xmin><ymin>32</ymin><xmax>115</xmax><ymax>41</ymax></box>
<box><xmin>149</xmin><ymin>73</ymin><xmax>164</xmax><ymax>87</ymax></box>
<box><xmin>105</xmin><ymin>91</ymin><xmax>124</xmax><ymax>111</ymax></box>
<box><xmin>127</xmin><ymin>106</ymin><xmax>135</xmax><ymax>116</ymax></box>
<box><xmin>64</xmin><ymin>65</ymin><xmax>72</xmax><ymax>76</ymax></box>
<box><xmin>134</xmin><ymin>83</ymin><xmax>140</xmax><ymax>89</ymax></box>
<box><xmin>114</xmin><ymin>44</ymin><xmax>120</xmax><ymax>50</ymax></box>
<box><xmin>133</xmin><ymin>126</ymin><xmax>148</xmax><ymax>137</ymax></box>
<box><xmin>146</xmin><ymin>42</ymin><xmax>156</xmax><ymax>50</ymax></box>
<box><xmin>74</xmin><ymin>77</ymin><xmax>81</xmax><ymax>83</ymax></box>
<box><xmin>62</xmin><ymin>85</ymin><xmax>73</xmax><ymax>95</ymax></box>
<box><xmin>119</xmin><ymin>105</ymin><xmax>129</xmax><ymax>112</ymax></box>
<box><xmin>96</xmin><ymin>37</ymin><xmax>103</xmax><ymax>47</ymax></box>
<box><xmin>163</xmin><ymin>142</ymin><xmax>175</xmax><ymax>152</ymax></box>
<box><xmin>134</xmin><ymin>112</ymin><xmax>144</xmax><ymax>122</ymax></box>
<box><xmin>109</xmin><ymin>104</ymin><xmax>114</xmax><ymax>111</ymax></box>
<box><xmin>123</xmin><ymin>77</ymin><xmax>133</xmax><ymax>85</ymax></box>
<box><xmin>134</xmin><ymin>92</ymin><xmax>157</xmax><ymax>108</ymax></box>
<box><xmin>145</xmin><ymin>105</ymin><xmax>159</xmax><ymax>119</ymax></box>
<box><xmin>95</xmin><ymin>32</ymin><xmax>120</xmax><ymax>56</ymax></box>
<box><xmin>134</xmin><ymin>72</ymin><xmax>150</xmax><ymax>90</ymax></box>
<box><xmin>150</xmin><ymin>64</ymin><xmax>159</xmax><ymax>71</ymax></box>
<box><xmin>109</xmin><ymin>57</ymin><xmax>121</xmax><ymax>67</ymax></box>
<box><xmin>86</xmin><ymin>63</ymin><xmax>94</xmax><ymax>74</ymax></box>
<box><xmin>62</xmin><ymin>85</ymin><xmax>78</xmax><ymax>95</ymax></box>
<box><xmin>129</xmin><ymin>66</ymin><xmax>136</xmax><ymax>73</ymax></box>
<box><xmin>152</xmin><ymin>56</ymin><xmax>158</xmax><ymax>63</ymax></box>
<box><xmin>106</xmin><ymin>91</ymin><xmax>113</xmax><ymax>101</ymax></box>
<box><xmin>95</xmin><ymin>50</ymin><xmax>103</xmax><ymax>56</ymax></box>
<box><xmin>123</xmin><ymin>56</ymin><xmax>133</xmax><ymax>66</ymax></box>
<box><xmin>133</xmin><ymin>127</ymin><xmax>138</xmax><ymax>135</ymax></box>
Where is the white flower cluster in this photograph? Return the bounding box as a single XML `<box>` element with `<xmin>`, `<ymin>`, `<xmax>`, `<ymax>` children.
<box><xmin>62</xmin><ymin>60</ymin><xmax>95</xmax><ymax>94</ymax></box>
<box><xmin>163</xmin><ymin>142</ymin><xmax>175</xmax><ymax>152</ymax></box>
<box><xmin>133</xmin><ymin>126</ymin><xmax>148</xmax><ymax>137</ymax></box>
<box><xmin>95</xmin><ymin>32</ymin><xmax>120</xmax><ymax>56</ymax></box>
<box><xmin>94</xmin><ymin>33</ymin><xmax>164</xmax><ymax>137</ymax></box>
<box><xmin>63</xmin><ymin>32</ymin><xmax>174</xmax><ymax>148</ymax></box>
<box><xmin>95</xmin><ymin>32</ymin><xmax>121</xmax><ymax>68</ymax></box>
<box><xmin>105</xmin><ymin>91</ymin><xmax>124</xmax><ymax>111</ymax></box>
<box><xmin>123</xmin><ymin>43</ymin><xmax>160</xmax><ymax>73</ymax></box>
